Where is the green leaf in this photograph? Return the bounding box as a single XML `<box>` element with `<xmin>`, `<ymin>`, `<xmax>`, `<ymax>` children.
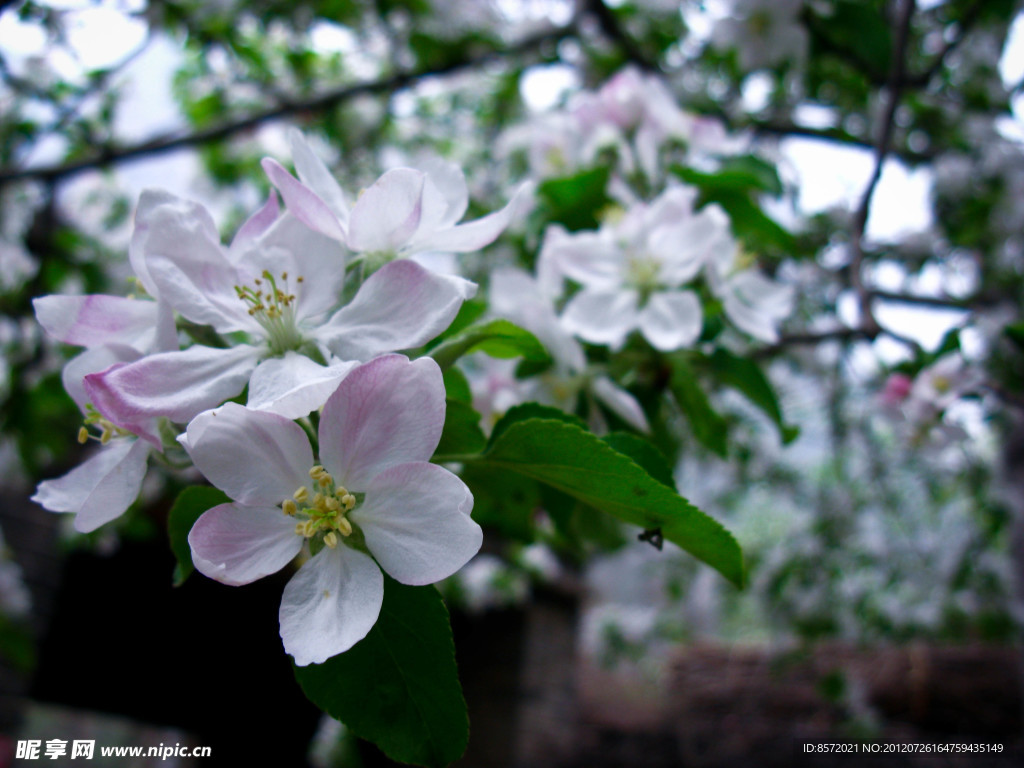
<box><xmin>429</xmin><ymin>319</ymin><xmax>550</xmax><ymax>371</ymax></box>
<box><xmin>480</xmin><ymin>419</ymin><xmax>745</xmax><ymax>587</ymax></box>
<box><xmin>294</xmin><ymin>576</ymin><xmax>468</xmax><ymax>768</ymax></box>
<box><xmin>536</xmin><ymin>166</ymin><xmax>612</xmax><ymax>231</ymax></box>
<box><xmin>601</xmin><ymin>432</ymin><xmax>676</xmax><ymax>490</ymax></box>
<box><xmin>487</xmin><ymin>402</ymin><xmax>588</xmax><ymax>451</ymax></box>
<box><xmin>706</xmin><ymin>349</ymin><xmax>799</xmax><ymax>444</ymax></box>
<box><xmin>442</xmin><ymin>367</ymin><xmax>472</xmax><ymax>405</ymax></box>
<box><xmin>673</xmin><ymin>155</ymin><xmax>783</xmax><ymax>197</ymax></box>
<box><xmin>434</xmin><ymin>400</ymin><xmax>486</xmax><ymax>458</ymax></box>
<box><xmin>1006</xmin><ymin>322</ymin><xmax>1024</xmax><ymax>350</ymax></box>
<box><xmin>167</xmin><ymin>485</ymin><xmax>230</xmax><ymax>586</ymax></box>
<box><xmin>669</xmin><ymin>357</ymin><xmax>729</xmax><ymax>457</ymax></box>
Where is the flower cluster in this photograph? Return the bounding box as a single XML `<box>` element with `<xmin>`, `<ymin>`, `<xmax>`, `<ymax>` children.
<box><xmin>29</xmin><ymin>135</ymin><xmax>509</xmax><ymax>663</ymax></box>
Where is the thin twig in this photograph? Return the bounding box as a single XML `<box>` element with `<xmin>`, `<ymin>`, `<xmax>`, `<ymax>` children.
<box><xmin>847</xmin><ymin>0</ymin><xmax>918</xmax><ymax>340</ymax></box>
<box><xmin>0</xmin><ymin>26</ymin><xmax>574</xmax><ymax>187</ymax></box>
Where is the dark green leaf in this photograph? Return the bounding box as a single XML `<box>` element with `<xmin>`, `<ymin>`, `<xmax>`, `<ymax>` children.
<box><xmin>673</xmin><ymin>155</ymin><xmax>782</xmax><ymax>197</ymax></box>
<box><xmin>442</xmin><ymin>367</ymin><xmax>472</xmax><ymax>405</ymax></box>
<box><xmin>669</xmin><ymin>357</ymin><xmax>729</xmax><ymax>457</ymax></box>
<box><xmin>602</xmin><ymin>432</ymin><xmax>676</xmax><ymax>490</ymax></box>
<box><xmin>1006</xmin><ymin>323</ymin><xmax>1024</xmax><ymax>350</ymax></box>
<box><xmin>434</xmin><ymin>400</ymin><xmax>486</xmax><ymax>458</ymax></box>
<box><xmin>168</xmin><ymin>485</ymin><xmax>230</xmax><ymax>586</ymax></box>
<box><xmin>706</xmin><ymin>349</ymin><xmax>799</xmax><ymax>444</ymax></box>
<box><xmin>536</xmin><ymin>166</ymin><xmax>612</xmax><ymax>231</ymax></box>
<box><xmin>481</xmin><ymin>418</ymin><xmax>745</xmax><ymax>586</ymax></box>
<box><xmin>294</xmin><ymin>576</ymin><xmax>468</xmax><ymax>768</ymax></box>
<box><xmin>487</xmin><ymin>402</ymin><xmax>588</xmax><ymax>451</ymax></box>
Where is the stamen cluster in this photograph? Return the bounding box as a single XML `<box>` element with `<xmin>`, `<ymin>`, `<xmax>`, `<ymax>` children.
<box><xmin>283</xmin><ymin>465</ymin><xmax>357</xmax><ymax>549</ymax></box>
<box><xmin>234</xmin><ymin>269</ymin><xmax>305</xmax><ymax>354</ymax></box>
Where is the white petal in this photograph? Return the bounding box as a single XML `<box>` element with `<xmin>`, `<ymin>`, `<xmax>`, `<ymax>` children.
<box><xmin>637</xmin><ymin>290</ymin><xmax>702</xmax><ymax>351</ymax></box>
<box><xmin>33</xmin><ymin>294</ymin><xmax>160</xmax><ymax>350</ymax></box>
<box><xmin>649</xmin><ymin>206</ymin><xmax>730</xmax><ymax>287</ymax></box>
<box><xmin>280</xmin><ymin>546</ymin><xmax>383</xmax><ymax>665</ymax></box>
<box><xmin>31</xmin><ymin>438</ymin><xmax>150</xmax><ymax>533</ymax></box>
<box><xmin>262</xmin><ymin>157</ymin><xmax>347</xmax><ymax>242</ymax></box>
<box><xmin>188</xmin><ymin>502</ymin><xmax>303</xmax><ymax>586</ymax></box>
<box><xmin>251</xmin><ymin>212</ymin><xmax>347</xmax><ymax>322</ymax></box>
<box><xmin>540</xmin><ymin>227</ymin><xmax>622</xmax><ymax>290</ymax></box>
<box><xmin>317</xmin><ymin>259</ymin><xmax>475</xmax><ymax>361</ymax></box>
<box><xmin>410</xmin><ymin>181</ymin><xmax>530</xmax><ymax>254</ymax></box>
<box><xmin>319</xmin><ymin>355</ymin><xmax>445</xmax><ymax>490</ymax></box>
<box><xmin>347</xmin><ymin>168</ymin><xmax>425</xmax><ymax>253</ymax></box>
<box><xmin>61</xmin><ymin>344</ymin><xmax>141</xmax><ymax>412</ymax></box>
<box><xmin>229</xmin><ymin>191</ymin><xmax>280</xmax><ymax>259</ymax></box>
<box><xmin>354</xmin><ymin>462</ymin><xmax>481</xmax><ymax>586</ymax></box>
<box><xmin>83</xmin><ymin>344</ymin><xmax>263</xmax><ymax>442</ymax></box>
<box><xmin>179</xmin><ymin>402</ymin><xmax>313</xmax><ymax>507</ymax></box>
<box><xmin>561</xmin><ymin>289</ymin><xmax>640</xmax><ymax>349</ymax></box>
<box><xmin>591</xmin><ymin>376</ymin><xmax>650</xmax><ymax>432</ymax></box>
<box><xmin>247</xmin><ymin>353</ymin><xmax>357</xmax><ymax>419</ymax></box>
<box><xmin>722</xmin><ymin>271</ymin><xmax>794</xmax><ymax>343</ymax></box>
<box><xmin>288</xmin><ymin>128</ymin><xmax>350</xmax><ymax>226</ymax></box>
<box><xmin>136</xmin><ymin>193</ymin><xmax>256</xmax><ymax>333</ymax></box>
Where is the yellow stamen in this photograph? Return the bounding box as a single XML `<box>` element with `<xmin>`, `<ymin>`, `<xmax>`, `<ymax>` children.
<box><xmin>324</xmin><ymin>532</ymin><xmax>339</xmax><ymax>549</ymax></box>
<box><xmin>282</xmin><ymin>499</ymin><xmax>297</xmax><ymax>516</ymax></box>
<box><xmin>293</xmin><ymin>486</ymin><xmax>309</xmax><ymax>503</ymax></box>
<box><xmin>77</xmin><ymin>426</ymin><xmax>89</xmax><ymax>444</ymax></box>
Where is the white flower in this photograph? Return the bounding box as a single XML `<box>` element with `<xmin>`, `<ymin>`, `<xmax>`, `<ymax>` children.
<box><xmin>81</xmin><ymin>189</ymin><xmax>474</xmax><ymax>440</ymax></box>
<box><xmin>705</xmin><ymin>237</ymin><xmax>794</xmax><ymax>344</ymax></box>
<box><xmin>183</xmin><ymin>355</ymin><xmax>482</xmax><ymax>665</ymax></box>
<box><xmin>544</xmin><ymin>188</ymin><xmax>729</xmax><ymax>352</ymax></box>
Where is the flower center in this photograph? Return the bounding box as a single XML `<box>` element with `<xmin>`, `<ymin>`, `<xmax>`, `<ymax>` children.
<box><xmin>78</xmin><ymin>403</ymin><xmax>132</xmax><ymax>445</ymax></box>
<box><xmin>235</xmin><ymin>269</ymin><xmax>305</xmax><ymax>355</ymax></box>
<box><xmin>625</xmin><ymin>251</ymin><xmax>662</xmax><ymax>303</ymax></box>
<box><xmin>282</xmin><ymin>465</ymin><xmax>358</xmax><ymax>550</ymax></box>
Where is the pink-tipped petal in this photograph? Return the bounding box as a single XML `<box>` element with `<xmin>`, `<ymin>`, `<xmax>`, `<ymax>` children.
<box><xmin>83</xmin><ymin>344</ymin><xmax>262</xmax><ymax>440</ymax></box>
<box><xmin>263</xmin><ymin>158</ymin><xmax>347</xmax><ymax>243</ymax></box>
<box><xmin>188</xmin><ymin>502</ymin><xmax>303</xmax><ymax>586</ymax></box>
<box><xmin>33</xmin><ymin>295</ymin><xmax>160</xmax><ymax>350</ymax></box>
<box><xmin>354</xmin><ymin>461</ymin><xmax>480</xmax><ymax>586</ymax></box>
<box><xmin>61</xmin><ymin>344</ymin><xmax>141</xmax><ymax>412</ymax></box>
<box><xmin>179</xmin><ymin>402</ymin><xmax>313</xmax><ymax>507</ymax></box>
<box><xmin>316</xmin><ymin>259</ymin><xmax>475</xmax><ymax>361</ymax></box>
<box><xmin>346</xmin><ymin>168</ymin><xmax>425</xmax><ymax>253</ymax></box>
<box><xmin>280</xmin><ymin>545</ymin><xmax>383</xmax><ymax>665</ymax></box>
<box><xmin>287</xmin><ymin>128</ymin><xmax>350</xmax><ymax>226</ymax></box>
<box><xmin>319</xmin><ymin>355</ymin><xmax>445</xmax><ymax>490</ymax></box>
<box><xmin>229</xmin><ymin>190</ymin><xmax>280</xmax><ymax>258</ymax></box>
<box><xmin>31</xmin><ymin>438</ymin><xmax>150</xmax><ymax>533</ymax></box>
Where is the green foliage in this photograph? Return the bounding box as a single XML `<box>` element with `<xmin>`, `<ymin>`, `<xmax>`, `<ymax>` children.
<box><xmin>294</xmin><ymin>576</ymin><xmax>468</xmax><ymax>768</ymax></box>
<box><xmin>477</xmin><ymin>413</ymin><xmax>745</xmax><ymax>587</ymax></box>
<box><xmin>536</xmin><ymin>167</ymin><xmax>613</xmax><ymax>231</ymax></box>
<box><xmin>429</xmin><ymin>319</ymin><xmax>550</xmax><ymax>371</ymax></box>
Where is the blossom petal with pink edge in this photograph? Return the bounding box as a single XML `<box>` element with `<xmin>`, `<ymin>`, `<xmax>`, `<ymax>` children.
<box><xmin>247</xmin><ymin>353</ymin><xmax>357</xmax><ymax>419</ymax></box>
<box><xmin>637</xmin><ymin>290</ymin><xmax>702</xmax><ymax>351</ymax></box>
<box><xmin>288</xmin><ymin>128</ymin><xmax>350</xmax><ymax>226</ymax></box>
<box><xmin>316</xmin><ymin>259</ymin><xmax>475</xmax><ymax>361</ymax></box>
<box><xmin>262</xmin><ymin>157</ymin><xmax>347</xmax><ymax>242</ymax></box>
<box><xmin>280</xmin><ymin>545</ymin><xmax>383</xmax><ymax>665</ymax></box>
<box><xmin>228</xmin><ymin>191</ymin><xmax>280</xmax><ymax>259</ymax></box>
<box><xmin>33</xmin><ymin>295</ymin><xmax>160</xmax><ymax>350</ymax></box>
<box><xmin>84</xmin><ymin>344</ymin><xmax>263</xmax><ymax>444</ymax></box>
<box><xmin>561</xmin><ymin>288</ymin><xmax>640</xmax><ymax>349</ymax></box>
<box><xmin>354</xmin><ymin>461</ymin><xmax>480</xmax><ymax>586</ymax></box>
<box><xmin>347</xmin><ymin>168</ymin><xmax>425</xmax><ymax>253</ymax></box>
<box><xmin>188</xmin><ymin>502</ymin><xmax>303</xmax><ymax>586</ymax></box>
<box><xmin>319</xmin><ymin>355</ymin><xmax>445</xmax><ymax>490</ymax></box>
<box><xmin>179</xmin><ymin>402</ymin><xmax>313</xmax><ymax>507</ymax></box>
<box><xmin>61</xmin><ymin>344</ymin><xmax>141</xmax><ymax>412</ymax></box>
<box><xmin>31</xmin><ymin>438</ymin><xmax>150</xmax><ymax>533</ymax></box>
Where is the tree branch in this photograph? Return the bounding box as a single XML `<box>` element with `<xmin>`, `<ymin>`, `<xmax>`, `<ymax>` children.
<box><xmin>848</xmin><ymin>0</ymin><xmax>918</xmax><ymax>340</ymax></box>
<box><xmin>0</xmin><ymin>25</ymin><xmax>574</xmax><ymax>188</ymax></box>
